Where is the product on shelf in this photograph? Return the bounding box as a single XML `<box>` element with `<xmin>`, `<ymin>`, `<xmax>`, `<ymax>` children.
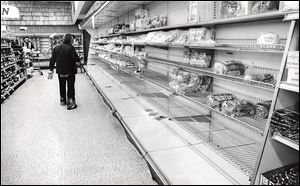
<box><xmin>244</xmin><ymin>73</ymin><xmax>274</xmax><ymax>83</ymax></box>
<box><xmin>208</xmin><ymin>93</ymin><xmax>236</xmax><ymax>110</ymax></box>
<box><xmin>177</xmin><ymin>70</ymin><xmax>191</xmax><ymax>84</ymax></box>
<box><xmin>188</xmin><ymin>1</ymin><xmax>199</xmax><ymax>23</ymax></box>
<box><xmin>254</xmin><ymin>100</ymin><xmax>272</xmax><ymax>119</ymax></box>
<box><xmin>250</xmin><ymin>1</ymin><xmax>280</xmax><ymax>15</ymax></box>
<box><xmin>150</xmin><ymin>31</ymin><xmax>170</xmax><ymax>43</ymax></box>
<box><xmin>260</xmin><ymin>163</ymin><xmax>299</xmax><ymax>185</ymax></box>
<box><xmin>169</xmin><ymin>73</ymin><xmax>212</xmax><ymax>95</ymax></box>
<box><xmin>187</xmin><ymin>27</ymin><xmax>215</xmax><ymax>44</ymax></box>
<box><xmin>271</xmin><ymin>108</ymin><xmax>299</xmax><ymax>142</ymax></box>
<box><xmin>165</xmin><ymin>30</ymin><xmax>183</xmax><ymax>43</ymax></box>
<box><xmin>189</xmin><ymin>50</ymin><xmax>199</xmax><ymax>65</ymax></box>
<box><xmin>214</xmin><ymin>60</ymin><xmax>246</xmax><ymax>76</ymax></box>
<box><xmin>188</xmin><ymin>50</ymin><xmax>212</xmax><ymax>68</ymax></box>
<box><xmin>221</xmin><ymin>99</ymin><xmax>255</xmax><ymax>117</ymax></box>
<box><xmin>171</xmin><ymin>30</ymin><xmax>189</xmax><ymax>45</ymax></box>
<box><xmin>135</xmin><ymin>9</ymin><xmax>149</xmax><ymax>20</ymax></box>
<box><xmin>184</xmin><ymin>50</ymin><xmax>191</xmax><ymax>63</ymax></box>
<box><xmin>279</xmin><ymin>1</ymin><xmax>299</xmax><ymax>12</ymax></box>
<box><xmin>219</xmin><ymin>1</ymin><xmax>250</xmax><ymax>18</ymax></box>
<box><xmin>257</xmin><ymin>32</ymin><xmax>280</xmax><ymax>45</ymax></box>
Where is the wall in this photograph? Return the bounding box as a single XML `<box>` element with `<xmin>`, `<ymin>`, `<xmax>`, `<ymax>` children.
<box><xmin>1</xmin><ymin>1</ymin><xmax>73</xmax><ymax>26</ymax></box>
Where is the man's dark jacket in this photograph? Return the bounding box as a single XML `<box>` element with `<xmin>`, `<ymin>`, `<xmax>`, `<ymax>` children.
<box><xmin>49</xmin><ymin>43</ymin><xmax>80</xmax><ymax>74</ymax></box>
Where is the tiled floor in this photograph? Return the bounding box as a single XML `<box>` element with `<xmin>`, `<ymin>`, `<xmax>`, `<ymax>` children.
<box><xmin>1</xmin><ymin>71</ymin><xmax>156</xmax><ymax>185</ymax></box>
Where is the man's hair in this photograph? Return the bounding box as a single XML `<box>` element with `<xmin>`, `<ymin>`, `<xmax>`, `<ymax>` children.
<box><xmin>63</xmin><ymin>34</ymin><xmax>73</xmax><ymax>44</ymax></box>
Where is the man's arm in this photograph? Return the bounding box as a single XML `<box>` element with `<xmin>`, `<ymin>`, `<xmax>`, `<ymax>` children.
<box><xmin>70</xmin><ymin>46</ymin><xmax>80</xmax><ymax>63</ymax></box>
<box><xmin>49</xmin><ymin>47</ymin><xmax>56</xmax><ymax>71</ymax></box>
<box><xmin>31</xmin><ymin>42</ymin><xmax>35</xmax><ymax>50</ymax></box>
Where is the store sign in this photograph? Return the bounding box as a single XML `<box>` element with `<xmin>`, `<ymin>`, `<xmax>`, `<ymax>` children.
<box><xmin>1</xmin><ymin>5</ymin><xmax>20</xmax><ymax>19</ymax></box>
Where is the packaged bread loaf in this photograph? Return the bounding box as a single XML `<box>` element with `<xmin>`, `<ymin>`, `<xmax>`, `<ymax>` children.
<box><xmin>214</xmin><ymin>60</ymin><xmax>246</xmax><ymax>76</ymax></box>
<box><xmin>255</xmin><ymin>100</ymin><xmax>272</xmax><ymax>119</ymax></box>
<box><xmin>257</xmin><ymin>32</ymin><xmax>280</xmax><ymax>45</ymax></box>
<box><xmin>208</xmin><ymin>93</ymin><xmax>236</xmax><ymax>110</ymax></box>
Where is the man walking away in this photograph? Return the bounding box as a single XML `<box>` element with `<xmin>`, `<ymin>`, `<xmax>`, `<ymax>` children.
<box><xmin>49</xmin><ymin>33</ymin><xmax>80</xmax><ymax>110</ymax></box>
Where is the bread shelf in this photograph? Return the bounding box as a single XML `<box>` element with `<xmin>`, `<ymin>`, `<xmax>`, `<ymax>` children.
<box><xmin>96</xmin><ymin>12</ymin><xmax>284</xmax><ymax>38</ymax></box>
<box><xmin>272</xmin><ymin>133</ymin><xmax>299</xmax><ymax>151</ymax></box>
<box><xmin>93</xmin><ymin>41</ymin><xmax>285</xmax><ymax>54</ymax></box>
<box><xmin>96</xmin><ymin>55</ymin><xmax>265</xmax><ymax>136</ymax></box>
<box><xmin>94</xmin><ymin>49</ymin><xmax>276</xmax><ymax>91</ymax></box>
<box><xmin>279</xmin><ymin>82</ymin><xmax>299</xmax><ymax>93</ymax></box>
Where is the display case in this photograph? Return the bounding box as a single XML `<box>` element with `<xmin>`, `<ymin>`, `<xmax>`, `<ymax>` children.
<box><xmin>82</xmin><ymin>1</ymin><xmax>299</xmax><ymax>185</ymax></box>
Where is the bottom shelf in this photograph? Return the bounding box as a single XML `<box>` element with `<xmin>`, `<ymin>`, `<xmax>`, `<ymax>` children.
<box><xmin>1</xmin><ymin>77</ymin><xmax>26</xmax><ymax>103</ymax></box>
<box><xmin>91</xmin><ymin>57</ymin><xmax>264</xmax><ymax>178</ymax></box>
<box><xmin>272</xmin><ymin>132</ymin><xmax>299</xmax><ymax>151</ymax></box>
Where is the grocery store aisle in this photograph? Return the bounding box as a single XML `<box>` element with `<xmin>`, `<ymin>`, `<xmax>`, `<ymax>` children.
<box><xmin>1</xmin><ymin>71</ymin><xmax>156</xmax><ymax>185</ymax></box>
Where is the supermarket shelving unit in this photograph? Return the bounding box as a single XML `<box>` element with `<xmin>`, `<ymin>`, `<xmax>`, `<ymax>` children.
<box><xmin>81</xmin><ymin>1</ymin><xmax>299</xmax><ymax>185</ymax></box>
<box><xmin>1</xmin><ymin>37</ymin><xmax>27</xmax><ymax>103</ymax></box>
<box><xmin>251</xmin><ymin>15</ymin><xmax>299</xmax><ymax>185</ymax></box>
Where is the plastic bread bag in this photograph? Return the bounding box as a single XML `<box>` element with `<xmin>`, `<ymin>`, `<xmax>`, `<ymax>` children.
<box><xmin>165</xmin><ymin>30</ymin><xmax>182</xmax><ymax>43</ymax></box>
<box><xmin>207</xmin><ymin>93</ymin><xmax>235</xmax><ymax>110</ymax></box>
<box><xmin>200</xmin><ymin>76</ymin><xmax>212</xmax><ymax>91</ymax></box>
<box><xmin>214</xmin><ymin>60</ymin><xmax>246</xmax><ymax>76</ymax></box>
<box><xmin>254</xmin><ymin>100</ymin><xmax>272</xmax><ymax>119</ymax></box>
<box><xmin>169</xmin><ymin>80</ymin><xmax>180</xmax><ymax>92</ymax></box>
<box><xmin>198</xmin><ymin>53</ymin><xmax>212</xmax><ymax>68</ymax></box>
<box><xmin>170</xmin><ymin>68</ymin><xmax>180</xmax><ymax>80</ymax></box>
<box><xmin>221</xmin><ymin>1</ymin><xmax>243</xmax><ymax>18</ymax></box>
<box><xmin>172</xmin><ymin>30</ymin><xmax>188</xmax><ymax>45</ymax></box>
<box><xmin>177</xmin><ymin>70</ymin><xmax>191</xmax><ymax>83</ymax></box>
<box><xmin>160</xmin><ymin>15</ymin><xmax>168</xmax><ymax>27</ymax></box>
<box><xmin>251</xmin><ymin>1</ymin><xmax>279</xmax><ymax>14</ymax></box>
<box><xmin>279</xmin><ymin>1</ymin><xmax>299</xmax><ymax>13</ymax></box>
<box><xmin>189</xmin><ymin>50</ymin><xmax>199</xmax><ymax>65</ymax></box>
<box><xmin>187</xmin><ymin>28</ymin><xmax>208</xmax><ymax>43</ymax></box>
<box><xmin>145</xmin><ymin>32</ymin><xmax>157</xmax><ymax>42</ymax></box>
<box><xmin>257</xmin><ymin>32</ymin><xmax>280</xmax><ymax>45</ymax></box>
<box><xmin>184</xmin><ymin>50</ymin><xmax>191</xmax><ymax>63</ymax></box>
<box><xmin>221</xmin><ymin>100</ymin><xmax>255</xmax><ymax>117</ymax></box>
<box><xmin>150</xmin><ymin>31</ymin><xmax>169</xmax><ymax>43</ymax></box>
<box><xmin>188</xmin><ymin>74</ymin><xmax>201</xmax><ymax>87</ymax></box>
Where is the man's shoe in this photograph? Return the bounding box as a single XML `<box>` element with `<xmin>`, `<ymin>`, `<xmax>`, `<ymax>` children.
<box><xmin>60</xmin><ymin>98</ymin><xmax>66</xmax><ymax>106</ymax></box>
<box><xmin>67</xmin><ymin>98</ymin><xmax>77</xmax><ymax>110</ymax></box>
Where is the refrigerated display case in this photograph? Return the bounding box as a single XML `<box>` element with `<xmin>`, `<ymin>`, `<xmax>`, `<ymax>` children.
<box><xmin>80</xmin><ymin>1</ymin><xmax>299</xmax><ymax>185</ymax></box>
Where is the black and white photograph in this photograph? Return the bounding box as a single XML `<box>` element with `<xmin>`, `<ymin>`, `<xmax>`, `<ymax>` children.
<box><xmin>1</xmin><ymin>1</ymin><xmax>299</xmax><ymax>185</ymax></box>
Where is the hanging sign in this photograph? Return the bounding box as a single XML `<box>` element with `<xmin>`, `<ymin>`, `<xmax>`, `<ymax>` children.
<box><xmin>1</xmin><ymin>5</ymin><xmax>20</xmax><ymax>19</ymax></box>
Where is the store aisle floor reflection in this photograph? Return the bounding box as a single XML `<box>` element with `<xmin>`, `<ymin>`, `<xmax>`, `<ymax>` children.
<box><xmin>1</xmin><ymin>71</ymin><xmax>156</xmax><ymax>185</ymax></box>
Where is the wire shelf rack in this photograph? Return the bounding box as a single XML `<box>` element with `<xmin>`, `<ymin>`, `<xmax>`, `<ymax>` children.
<box><xmin>93</xmin><ymin>57</ymin><xmax>264</xmax><ymax>178</ymax></box>
<box><xmin>146</xmin><ymin>57</ymin><xmax>276</xmax><ymax>91</ymax></box>
<box><xmin>214</xmin><ymin>39</ymin><xmax>286</xmax><ymax>53</ymax></box>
